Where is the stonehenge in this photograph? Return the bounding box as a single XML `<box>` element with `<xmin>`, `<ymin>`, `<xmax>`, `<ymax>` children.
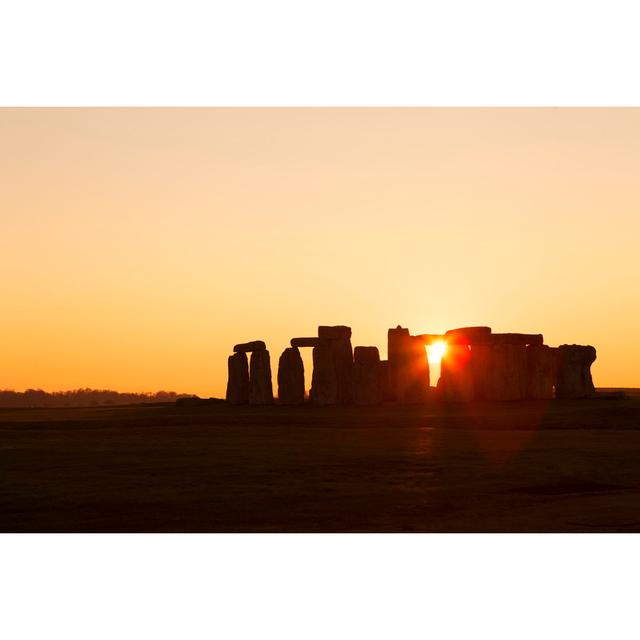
<box><xmin>310</xmin><ymin>326</ymin><xmax>354</xmax><ymax>405</ymax></box>
<box><xmin>556</xmin><ymin>345</ymin><xmax>596</xmax><ymax>399</ymax></box>
<box><xmin>378</xmin><ymin>360</ymin><xmax>393</xmax><ymax>401</ymax></box>
<box><xmin>526</xmin><ymin>345</ymin><xmax>558</xmax><ymax>400</ymax></box>
<box><xmin>310</xmin><ymin>341</ymin><xmax>338</xmax><ymax>405</ymax></box>
<box><xmin>226</xmin><ymin>340</ymin><xmax>273</xmax><ymax>405</ymax></box>
<box><xmin>437</xmin><ymin>333</ymin><xmax>594</xmax><ymax>402</ymax></box>
<box><xmin>440</xmin><ymin>344</ymin><xmax>474</xmax><ymax>402</ymax></box>
<box><xmin>354</xmin><ymin>346</ymin><xmax>381</xmax><ymax>405</ymax></box>
<box><xmin>225</xmin><ymin>325</ymin><xmax>598</xmax><ymax>406</ymax></box>
<box><xmin>483</xmin><ymin>344</ymin><xmax>528</xmax><ymax>401</ymax></box>
<box><xmin>277</xmin><ymin>347</ymin><xmax>305</xmax><ymax>405</ymax></box>
<box><xmin>388</xmin><ymin>326</ymin><xmax>430</xmax><ymax>403</ymax></box>
<box><xmin>470</xmin><ymin>345</ymin><xmax>491</xmax><ymax>400</ymax></box>
<box><xmin>226</xmin><ymin>352</ymin><xmax>249</xmax><ymax>405</ymax></box>
<box><xmin>249</xmin><ymin>350</ymin><xmax>274</xmax><ymax>405</ymax></box>
<box><xmin>331</xmin><ymin>337</ymin><xmax>356</xmax><ymax>404</ymax></box>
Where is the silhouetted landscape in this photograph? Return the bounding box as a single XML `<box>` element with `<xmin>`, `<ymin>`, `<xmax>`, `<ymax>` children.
<box><xmin>2</xmin><ymin>323</ymin><xmax>635</xmax><ymax>533</ymax></box>
<box><xmin>3</xmin><ymin>109</ymin><xmax>639</xmax><ymax>540</ymax></box>
<box><xmin>2</xmin><ymin>390</ymin><xmax>639</xmax><ymax>532</ymax></box>
<box><xmin>0</xmin><ymin>388</ymin><xmax>191</xmax><ymax>409</ymax></box>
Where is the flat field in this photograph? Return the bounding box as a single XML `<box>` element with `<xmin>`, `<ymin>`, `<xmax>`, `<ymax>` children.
<box><xmin>2</xmin><ymin>393</ymin><xmax>640</xmax><ymax>532</ymax></box>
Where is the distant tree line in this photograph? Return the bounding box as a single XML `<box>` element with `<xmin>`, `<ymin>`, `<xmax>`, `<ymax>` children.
<box><xmin>0</xmin><ymin>388</ymin><xmax>191</xmax><ymax>408</ymax></box>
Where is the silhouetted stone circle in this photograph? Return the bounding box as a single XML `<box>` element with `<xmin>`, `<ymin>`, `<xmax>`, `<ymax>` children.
<box><xmin>224</xmin><ymin>325</ymin><xmax>597</xmax><ymax>406</ymax></box>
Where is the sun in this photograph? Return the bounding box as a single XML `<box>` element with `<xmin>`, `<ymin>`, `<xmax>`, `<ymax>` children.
<box><xmin>428</xmin><ymin>340</ymin><xmax>447</xmax><ymax>364</ymax></box>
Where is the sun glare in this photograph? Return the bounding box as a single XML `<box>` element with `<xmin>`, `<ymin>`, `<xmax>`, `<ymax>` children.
<box><xmin>428</xmin><ymin>340</ymin><xmax>447</xmax><ymax>364</ymax></box>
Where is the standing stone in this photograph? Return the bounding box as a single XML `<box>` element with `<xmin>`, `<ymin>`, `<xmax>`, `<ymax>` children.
<box><xmin>470</xmin><ymin>345</ymin><xmax>491</xmax><ymax>400</ymax></box>
<box><xmin>526</xmin><ymin>345</ymin><xmax>558</xmax><ymax>399</ymax></box>
<box><xmin>409</xmin><ymin>335</ymin><xmax>431</xmax><ymax>401</ymax></box>
<box><xmin>226</xmin><ymin>352</ymin><xmax>249</xmax><ymax>405</ymax></box>
<box><xmin>556</xmin><ymin>345</ymin><xmax>596</xmax><ymax>399</ymax></box>
<box><xmin>387</xmin><ymin>326</ymin><xmax>430</xmax><ymax>403</ymax></box>
<box><xmin>310</xmin><ymin>342</ymin><xmax>337</xmax><ymax>405</ymax></box>
<box><xmin>387</xmin><ymin>326</ymin><xmax>409</xmax><ymax>401</ymax></box>
<box><xmin>331</xmin><ymin>337</ymin><xmax>355</xmax><ymax>405</ymax></box>
<box><xmin>249</xmin><ymin>350</ymin><xmax>274</xmax><ymax>405</ymax></box>
<box><xmin>277</xmin><ymin>347</ymin><xmax>305</xmax><ymax>405</ymax></box>
<box><xmin>485</xmin><ymin>344</ymin><xmax>528</xmax><ymax>401</ymax></box>
<box><xmin>378</xmin><ymin>360</ymin><xmax>393</xmax><ymax>401</ymax></box>
<box><xmin>354</xmin><ymin>346</ymin><xmax>381</xmax><ymax>405</ymax></box>
<box><xmin>313</xmin><ymin>326</ymin><xmax>354</xmax><ymax>405</ymax></box>
<box><xmin>440</xmin><ymin>345</ymin><xmax>474</xmax><ymax>402</ymax></box>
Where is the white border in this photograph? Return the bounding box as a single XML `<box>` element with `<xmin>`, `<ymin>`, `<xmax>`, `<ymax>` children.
<box><xmin>1</xmin><ymin>1</ymin><xmax>639</xmax><ymax>105</ymax></box>
<box><xmin>1</xmin><ymin>534</ymin><xmax>638</xmax><ymax>640</ymax></box>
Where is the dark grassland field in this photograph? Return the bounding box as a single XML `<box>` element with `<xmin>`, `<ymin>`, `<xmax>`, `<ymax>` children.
<box><xmin>2</xmin><ymin>392</ymin><xmax>640</xmax><ymax>532</ymax></box>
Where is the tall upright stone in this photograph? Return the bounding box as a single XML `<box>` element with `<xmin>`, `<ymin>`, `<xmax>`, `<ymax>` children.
<box><xmin>354</xmin><ymin>346</ymin><xmax>381</xmax><ymax>405</ymax></box>
<box><xmin>277</xmin><ymin>347</ymin><xmax>305</xmax><ymax>405</ymax></box>
<box><xmin>387</xmin><ymin>326</ymin><xmax>429</xmax><ymax>403</ymax></box>
<box><xmin>249</xmin><ymin>350</ymin><xmax>274</xmax><ymax>405</ymax></box>
<box><xmin>311</xmin><ymin>325</ymin><xmax>354</xmax><ymax>405</ymax></box>
<box><xmin>387</xmin><ymin>326</ymin><xmax>409</xmax><ymax>401</ymax></box>
<box><xmin>526</xmin><ymin>345</ymin><xmax>558</xmax><ymax>399</ymax></box>
<box><xmin>470</xmin><ymin>345</ymin><xmax>491</xmax><ymax>400</ymax></box>
<box><xmin>226</xmin><ymin>352</ymin><xmax>249</xmax><ymax>405</ymax></box>
<box><xmin>331</xmin><ymin>338</ymin><xmax>355</xmax><ymax>405</ymax></box>
<box><xmin>556</xmin><ymin>345</ymin><xmax>596</xmax><ymax>399</ymax></box>
<box><xmin>378</xmin><ymin>360</ymin><xmax>393</xmax><ymax>401</ymax></box>
<box><xmin>485</xmin><ymin>344</ymin><xmax>527</xmax><ymax>401</ymax></box>
<box><xmin>310</xmin><ymin>342</ymin><xmax>337</xmax><ymax>405</ymax></box>
<box><xmin>440</xmin><ymin>344</ymin><xmax>474</xmax><ymax>402</ymax></box>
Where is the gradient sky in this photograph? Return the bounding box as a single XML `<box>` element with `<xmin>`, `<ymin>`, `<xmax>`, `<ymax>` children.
<box><xmin>1</xmin><ymin>108</ymin><xmax>638</xmax><ymax>396</ymax></box>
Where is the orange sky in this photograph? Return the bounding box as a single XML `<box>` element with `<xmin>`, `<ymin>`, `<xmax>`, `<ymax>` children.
<box><xmin>1</xmin><ymin>108</ymin><xmax>638</xmax><ymax>396</ymax></box>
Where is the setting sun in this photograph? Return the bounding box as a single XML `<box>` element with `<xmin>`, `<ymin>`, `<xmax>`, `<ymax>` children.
<box><xmin>428</xmin><ymin>340</ymin><xmax>448</xmax><ymax>364</ymax></box>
